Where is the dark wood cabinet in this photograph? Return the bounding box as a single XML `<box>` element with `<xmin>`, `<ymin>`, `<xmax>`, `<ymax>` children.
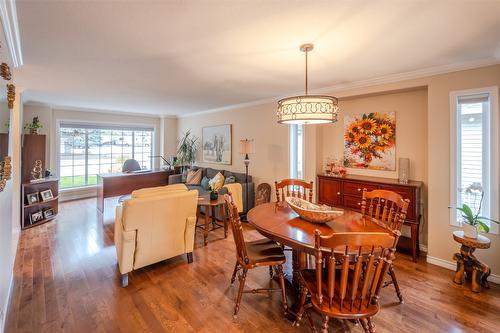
<box><xmin>317</xmin><ymin>174</ymin><xmax>423</xmax><ymax>261</ymax></box>
<box><xmin>21</xmin><ymin>177</ymin><xmax>59</xmax><ymax>229</ymax></box>
<box><xmin>21</xmin><ymin>134</ymin><xmax>46</xmax><ymax>183</ymax></box>
<box><xmin>317</xmin><ymin>177</ymin><xmax>341</xmax><ymax>206</ymax></box>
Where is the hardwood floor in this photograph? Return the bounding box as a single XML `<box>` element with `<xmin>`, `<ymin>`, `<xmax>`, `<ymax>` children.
<box><xmin>5</xmin><ymin>198</ymin><xmax>500</xmax><ymax>333</ymax></box>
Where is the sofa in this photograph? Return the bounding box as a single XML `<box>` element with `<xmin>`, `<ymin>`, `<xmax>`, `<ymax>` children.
<box><xmin>114</xmin><ymin>184</ymin><xmax>198</xmax><ymax>287</ymax></box>
<box><xmin>168</xmin><ymin>166</ymin><xmax>255</xmax><ymax>214</ymax></box>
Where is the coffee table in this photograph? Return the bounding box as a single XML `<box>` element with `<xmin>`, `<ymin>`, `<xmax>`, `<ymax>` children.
<box><xmin>196</xmin><ymin>195</ymin><xmax>228</xmax><ymax>246</ymax></box>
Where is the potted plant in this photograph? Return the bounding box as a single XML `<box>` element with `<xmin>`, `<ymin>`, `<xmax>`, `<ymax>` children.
<box><xmin>451</xmin><ymin>183</ymin><xmax>500</xmax><ymax>238</ymax></box>
<box><xmin>24</xmin><ymin>116</ymin><xmax>43</xmax><ymax>135</ymax></box>
<box><xmin>209</xmin><ymin>183</ymin><xmax>218</xmax><ymax>201</ymax></box>
<box><xmin>177</xmin><ymin>130</ymin><xmax>199</xmax><ymax>171</ymax></box>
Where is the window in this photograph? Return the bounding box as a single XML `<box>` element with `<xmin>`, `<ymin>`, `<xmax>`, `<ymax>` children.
<box><xmin>450</xmin><ymin>87</ymin><xmax>499</xmax><ymax>233</ymax></box>
<box><xmin>59</xmin><ymin>124</ymin><xmax>154</xmax><ymax>189</ymax></box>
<box><xmin>289</xmin><ymin>124</ymin><xmax>304</xmax><ymax>179</ymax></box>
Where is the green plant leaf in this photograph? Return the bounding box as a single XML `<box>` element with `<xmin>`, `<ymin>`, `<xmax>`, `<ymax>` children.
<box><xmin>460</xmin><ymin>204</ymin><xmax>475</xmax><ymax>221</ymax></box>
<box><xmin>477</xmin><ymin>221</ymin><xmax>490</xmax><ymax>233</ymax></box>
<box><xmin>478</xmin><ymin>216</ymin><xmax>500</xmax><ymax>224</ymax></box>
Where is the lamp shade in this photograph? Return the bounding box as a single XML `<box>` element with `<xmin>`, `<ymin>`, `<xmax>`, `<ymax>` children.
<box><xmin>239</xmin><ymin>139</ymin><xmax>254</xmax><ymax>155</ymax></box>
<box><xmin>277</xmin><ymin>95</ymin><xmax>339</xmax><ymax>124</ymax></box>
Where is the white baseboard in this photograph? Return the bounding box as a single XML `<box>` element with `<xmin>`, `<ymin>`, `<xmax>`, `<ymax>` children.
<box><xmin>60</xmin><ymin>187</ymin><xmax>97</xmax><ymax>202</ymax></box>
<box><xmin>426</xmin><ymin>255</ymin><xmax>500</xmax><ymax>285</ymax></box>
<box><xmin>1</xmin><ymin>271</ymin><xmax>13</xmax><ymax>333</ymax></box>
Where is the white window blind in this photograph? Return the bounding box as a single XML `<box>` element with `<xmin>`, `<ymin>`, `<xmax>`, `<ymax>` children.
<box><xmin>451</xmin><ymin>87</ymin><xmax>499</xmax><ymax>234</ymax></box>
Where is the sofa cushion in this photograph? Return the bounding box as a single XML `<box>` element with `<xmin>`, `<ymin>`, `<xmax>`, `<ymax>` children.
<box><xmin>206</xmin><ymin>168</ymin><xmax>223</xmax><ymax>179</ymax></box>
<box><xmin>224</xmin><ymin>171</ymin><xmax>251</xmax><ymax>184</ymax></box>
<box><xmin>186</xmin><ymin>168</ymin><xmax>202</xmax><ymax>185</ymax></box>
<box><xmin>224</xmin><ymin>175</ymin><xmax>236</xmax><ymax>184</ymax></box>
<box><xmin>201</xmin><ymin>176</ymin><xmax>211</xmax><ymax>190</ymax></box>
<box><xmin>209</xmin><ymin>172</ymin><xmax>225</xmax><ymax>191</ymax></box>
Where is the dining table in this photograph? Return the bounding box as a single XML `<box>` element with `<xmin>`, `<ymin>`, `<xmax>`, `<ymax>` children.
<box><xmin>247</xmin><ymin>202</ymin><xmax>392</xmax><ymax>293</ymax></box>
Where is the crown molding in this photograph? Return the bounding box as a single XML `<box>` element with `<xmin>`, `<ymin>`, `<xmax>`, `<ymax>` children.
<box><xmin>23</xmin><ymin>101</ymin><xmax>172</xmax><ymax>119</ymax></box>
<box><xmin>0</xmin><ymin>0</ymin><xmax>23</xmax><ymax>67</ymax></box>
<box><xmin>180</xmin><ymin>57</ymin><xmax>500</xmax><ymax>118</ymax></box>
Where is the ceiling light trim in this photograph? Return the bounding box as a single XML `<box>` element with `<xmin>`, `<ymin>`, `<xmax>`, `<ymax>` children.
<box><xmin>0</xmin><ymin>0</ymin><xmax>23</xmax><ymax>67</ymax></box>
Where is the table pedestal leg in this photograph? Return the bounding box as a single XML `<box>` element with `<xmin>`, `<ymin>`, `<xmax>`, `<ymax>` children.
<box><xmin>453</xmin><ymin>244</ymin><xmax>490</xmax><ymax>292</ymax></box>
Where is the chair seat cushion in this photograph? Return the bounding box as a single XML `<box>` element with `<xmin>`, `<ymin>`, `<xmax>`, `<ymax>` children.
<box><xmin>245</xmin><ymin>239</ymin><xmax>286</xmax><ymax>265</ymax></box>
<box><xmin>299</xmin><ymin>268</ymin><xmax>379</xmax><ymax>318</ymax></box>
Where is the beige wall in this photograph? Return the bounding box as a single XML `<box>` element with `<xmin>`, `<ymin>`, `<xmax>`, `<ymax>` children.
<box><xmin>0</xmin><ymin>95</ymin><xmax>22</xmax><ymax>330</ymax></box>
<box><xmin>160</xmin><ymin>117</ymin><xmax>178</xmax><ymax>159</ymax></box>
<box><xmin>178</xmin><ymin>64</ymin><xmax>500</xmax><ymax>278</ymax></box>
<box><xmin>177</xmin><ymin>103</ymin><xmax>289</xmax><ymax>189</ymax></box>
<box><xmin>426</xmin><ymin>66</ymin><xmax>500</xmax><ymax>276</ymax></box>
<box><xmin>317</xmin><ymin>88</ymin><xmax>429</xmax><ymax>243</ymax></box>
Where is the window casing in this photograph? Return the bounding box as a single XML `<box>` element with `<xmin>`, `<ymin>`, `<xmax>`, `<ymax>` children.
<box><xmin>450</xmin><ymin>87</ymin><xmax>499</xmax><ymax>233</ymax></box>
<box><xmin>59</xmin><ymin>123</ymin><xmax>154</xmax><ymax>189</ymax></box>
<box><xmin>289</xmin><ymin>124</ymin><xmax>304</xmax><ymax>179</ymax></box>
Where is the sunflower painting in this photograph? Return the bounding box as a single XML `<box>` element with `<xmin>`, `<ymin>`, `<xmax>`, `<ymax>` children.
<box><xmin>343</xmin><ymin>112</ymin><xmax>396</xmax><ymax>170</ymax></box>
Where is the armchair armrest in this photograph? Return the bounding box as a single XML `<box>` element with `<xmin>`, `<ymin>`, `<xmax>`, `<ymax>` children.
<box><xmin>114</xmin><ymin>205</ymin><xmax>137</xmax><ymax>274</ymax></box>
<box><xmin>169</xmin><ymin>174</ymin><xmax>183</xmax><ymax>184</ymax></box>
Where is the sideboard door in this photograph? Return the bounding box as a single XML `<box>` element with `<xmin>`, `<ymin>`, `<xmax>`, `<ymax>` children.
<box><xmin>318</xmin><ymin>177</ymin><xmax>341</xmax><ymax>207</ymax></box>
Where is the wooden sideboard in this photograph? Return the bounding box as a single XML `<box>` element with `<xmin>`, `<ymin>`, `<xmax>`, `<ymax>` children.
<box><xmin>317</xmin><ymin>174</ymin><xmax>423</xmax><ymax>261</ymax></box>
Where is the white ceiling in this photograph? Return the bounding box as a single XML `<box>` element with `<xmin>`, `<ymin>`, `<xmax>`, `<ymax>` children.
<box><xmin>13</xmin><ymin>0</ymin><xmax>500</xmax><ymax>116</ymax></box>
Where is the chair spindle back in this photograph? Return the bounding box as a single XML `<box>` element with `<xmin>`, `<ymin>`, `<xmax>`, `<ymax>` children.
<box><xmin>313</xmin><ymin>231</ymin><xmax>395</xmax><ymax>313</ymax></box>
<box><xmin>224</xmin><ymin>194</ymin><xmax>249</xmax><ymax>265</ymax></box>
<box><xmin>275</xmin><ymin>179</ymin><xmax>313</xmax><ymax>203</ymax></box>
<box><xmin>361</xmin><ymin>189</ymin><xmax>409</xmax><ymax>232</ymax></box>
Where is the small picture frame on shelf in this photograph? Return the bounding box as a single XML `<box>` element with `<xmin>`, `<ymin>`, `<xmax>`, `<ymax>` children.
<box><xmin>43</xmin><ymin>208</ymin><xmax>55</xmax><ymax>219</ymax></box>
<box><xmin>26</xmin><ymin>192</ymin><xmax>40</xmax><ymax>205</ymax></box>
<box><xmin>30</xmin><ymin>210</ymin><xmax>44</xmax><ymax>224</ymax></box>
<box><xmin>40</xmin><ymin>189</ymin><xmax>54</xmax><ymax>201</ymax></box>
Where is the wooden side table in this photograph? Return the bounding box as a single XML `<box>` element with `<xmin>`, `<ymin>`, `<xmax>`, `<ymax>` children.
<box><xmin>452</xmin><ymin>230</ymin><xmax>491</xmax><ymax>292</ymax></box>
<box><xmin>197</xmin><ymin>195</ymin><xmax>228</xmax><ymax>246</ymax></box>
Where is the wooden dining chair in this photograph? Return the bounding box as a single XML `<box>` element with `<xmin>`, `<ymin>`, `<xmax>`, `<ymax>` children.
<box><xmin>275</xmin><ymin>179</ymin><xmax>314</xmax><ymax>203</ymax></box>
<box><xmin>295</xmin><ymin>231</ymin><xmax>396</xmax><ymax>333</ymax></box>
<box><xmin>361</xmin><ymin>189</ymin><xmax>410</xmax><ymax>302</ymax></box>
<box><xmin>224</xmin><ymin>194</ymin><xmax>288</xmax><ymax>318</ymax></box>
<box><xmin>274</xmin><ymin>179</ymin><xmax>314</xmax><ymax>258</ymax></box>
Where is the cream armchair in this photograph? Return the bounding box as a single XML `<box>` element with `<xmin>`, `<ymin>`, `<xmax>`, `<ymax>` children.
<box><xmin>114</xmin><ymin>184</ymin><xmax>198</xmax><ymax>287</ymax></box>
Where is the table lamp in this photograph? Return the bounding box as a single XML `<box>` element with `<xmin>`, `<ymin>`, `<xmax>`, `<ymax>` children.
<box><xmin>240</xmin><ymin>139</ymin><xmax>254</xmax><ymax>221</ymax></box>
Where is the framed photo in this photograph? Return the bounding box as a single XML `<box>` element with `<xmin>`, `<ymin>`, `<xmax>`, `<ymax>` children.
<box><xmin>40</xmin><ymin>189</ymin><xmax>54</xmax><ymax>201</ymax></box>
<box><xmin>202</xmin><ymin>124</ymin><xmax>232</xmax><ymax>165</ymax></box>
<box><xmin>43</xmin><ymin>208</ymin><xmax>55</xmax><ymax>219</ymax></box>
<box><xmin>26</xmin><ymin>192</ymin><xmax>39</xmax><ymax>205</ymax></box>
<box><xmin>30</xmin><ymin>210</ymin><xmax>44</xmax><ymax>224</ymax></box>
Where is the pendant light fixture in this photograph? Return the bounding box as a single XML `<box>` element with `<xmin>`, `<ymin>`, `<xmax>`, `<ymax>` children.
<box><xmin>277</xmin><ymin>44</ymin><xmax>339</xmax><ymax>125</ymax></box>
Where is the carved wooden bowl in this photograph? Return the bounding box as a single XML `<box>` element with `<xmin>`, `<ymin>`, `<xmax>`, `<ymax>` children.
<box><xmin>285</xmin><ymin>197</ymin><xmax>344</xmax><ymax>223</ymax></box>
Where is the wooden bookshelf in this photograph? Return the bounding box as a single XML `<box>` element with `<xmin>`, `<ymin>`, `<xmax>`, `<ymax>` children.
<box><xmin>21</xmin><ymin>177</ymin><xmax>59</xmax><ymax>229</ymax></box>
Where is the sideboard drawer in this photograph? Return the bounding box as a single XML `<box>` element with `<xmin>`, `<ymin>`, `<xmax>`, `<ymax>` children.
<box><xmin>379</xmin><ymin>185</ymin><xmax>416</xmax><ymax>220</ymax></box>
<box><xmin>343</xmin><ymin>181</ymin><xmax>377</xmax><ymax>197</ymax></box>
<box><xmin>343</xmin><ymin>194</ymin><xmax>362</xmax><ymax>211</ymax></box>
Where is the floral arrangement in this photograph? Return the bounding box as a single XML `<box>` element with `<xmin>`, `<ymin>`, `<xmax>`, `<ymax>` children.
<box><xmin>344</xmin><ymin>112</ymin><xmax>396</xmax><ymax>170</ymax></box>
<box><xmin>450</xmin><ymin>182</ymin><xmax>499</xmax><ymax>233</ymax></box>
<box><xmin>324</xmin><ymin>157</ymin><xmax>347</xmax><ymax>177</ymax></box>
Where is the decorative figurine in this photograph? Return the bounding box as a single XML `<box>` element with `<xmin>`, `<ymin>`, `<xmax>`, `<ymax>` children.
<box><xmin>31</xmin><ymin>160</ymin><xmax>43</xmax><ymax>180</ymax></box>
